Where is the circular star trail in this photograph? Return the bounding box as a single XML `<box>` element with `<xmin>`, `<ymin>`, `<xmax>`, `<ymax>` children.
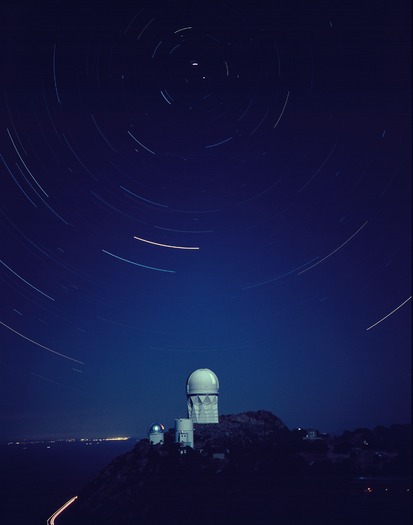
<box><xmin>0</xmin><ymin>0</ymin><xmax>410</xmax><ymax>440</ymax></box>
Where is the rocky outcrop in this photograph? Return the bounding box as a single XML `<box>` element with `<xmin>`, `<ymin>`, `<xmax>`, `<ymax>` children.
<box><xmin>169</xmin><ymin>410</ymin><xmax>288</xmax><ymax>449</ymax></box>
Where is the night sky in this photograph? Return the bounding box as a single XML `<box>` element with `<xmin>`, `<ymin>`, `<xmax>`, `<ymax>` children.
<box><xmin>1</xmin><ymin>0</ymin><xmax>411</xmax><ymax>441</ymax></box>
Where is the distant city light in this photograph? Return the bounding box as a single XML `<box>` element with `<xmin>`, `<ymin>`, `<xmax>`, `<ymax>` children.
<box><xmin>7</xmin><ymin>436</ymin><xmax>131</xmax><ymax>446</ymax></box>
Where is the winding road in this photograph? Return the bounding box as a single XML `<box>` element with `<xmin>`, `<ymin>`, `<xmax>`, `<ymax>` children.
<box><xmin>46</xmin><ymin>496</ymin><xmax>77</xmax><ymax>525</ymax></box>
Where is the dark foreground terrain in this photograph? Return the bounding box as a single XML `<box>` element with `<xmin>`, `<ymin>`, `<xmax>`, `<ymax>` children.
<box><xmin>59</xmin><ymin>411</ymin><xmax>411</xmax><ymax>525</ymax></box>
<box><xmin>0</xmin><ymin>439</ymin><xmax>133</xmax><ymax>524</ymax></box>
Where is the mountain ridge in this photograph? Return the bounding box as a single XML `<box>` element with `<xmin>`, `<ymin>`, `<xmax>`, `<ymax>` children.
<box><xmin>60</xmin><ymin>410</ymin><xmax>411</xmax><ymax>525</ymax></box>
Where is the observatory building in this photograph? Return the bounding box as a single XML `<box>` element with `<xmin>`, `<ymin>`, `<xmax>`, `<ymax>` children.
<box><xmin>147</xmin><ymin>423</ymin><xmax>164</xmax><ymax>445</ymax></box>
<box><xmin>186</xmin><ymin>368</ymin><xmax>219</xmax><ymax>424</ymax></box>
<box><xmin>175</xmin><ymin>418</ymin><xmax>194</xmax><ymax>449</ymax></box>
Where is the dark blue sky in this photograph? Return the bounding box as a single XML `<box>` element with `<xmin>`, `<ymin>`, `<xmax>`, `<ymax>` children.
<box><xmin>1</xmin><ymin>0</ymin><xmax>411</xmax><ymax>441</ymax></box>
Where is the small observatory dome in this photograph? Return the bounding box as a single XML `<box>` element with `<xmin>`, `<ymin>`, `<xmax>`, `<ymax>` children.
<box><xmin>148</xmin><ymin>423</ymin><xmax>164</xmax><ymax>445</ymax></box>
<box><xmin>148</xmin><ymin>423</ymin><xmax>164</xmax><ymax>434</ymax></box>
<box><xmin>187</xmin><ymin>368</ymin><xmax>219</xmax><ymax>395</ymax></box>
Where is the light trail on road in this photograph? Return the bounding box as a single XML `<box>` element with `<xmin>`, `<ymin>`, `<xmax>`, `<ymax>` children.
<box><xmin>47</xmin><ymin>495</ymin><xmax>77</xmax><ymax>525</ymax></box>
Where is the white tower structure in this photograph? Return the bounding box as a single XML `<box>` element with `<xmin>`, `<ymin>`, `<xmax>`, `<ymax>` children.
<box><xmin>148</xmin><ymin>423</ymin><xmax>164</xmax><ymax>445</ymax></box>
<box><xmin>186</xmin><ymin>368</ymin><xmax>219</xmax><ymax>424</ymax></box>
<box><xmin>175</xmin><ymin>418</ymin><xmax>194</xmax><ymax>449</ymax></box>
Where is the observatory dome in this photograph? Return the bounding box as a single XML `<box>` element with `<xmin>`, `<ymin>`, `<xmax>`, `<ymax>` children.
<box><xmin>187</xmin><ymin>368</ymin><xmax>219</xmax><ymax>395</ymax></box>
<box><xmin>148</xmin><ymin>423</ymin><xmax>164</xmax><ymax>434</ymax></box>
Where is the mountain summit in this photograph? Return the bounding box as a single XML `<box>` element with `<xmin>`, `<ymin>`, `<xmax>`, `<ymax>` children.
<box><xmin>60</xmin><ymin>411</ymin><xmax>410</xmax><ymax>525</ymax></box>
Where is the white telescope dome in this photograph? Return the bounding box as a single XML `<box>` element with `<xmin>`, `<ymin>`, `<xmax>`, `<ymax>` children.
<box><xmin>186</xmin><ymin>368</ymin><xmax>219</xmax><ymax>395</ymax></box>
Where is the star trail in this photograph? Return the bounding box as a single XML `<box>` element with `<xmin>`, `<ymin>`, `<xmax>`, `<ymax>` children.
<box><xmin>0</xmin><ymin>0</ymin><xmax>410</xmax><ymax>441</ymax></box>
